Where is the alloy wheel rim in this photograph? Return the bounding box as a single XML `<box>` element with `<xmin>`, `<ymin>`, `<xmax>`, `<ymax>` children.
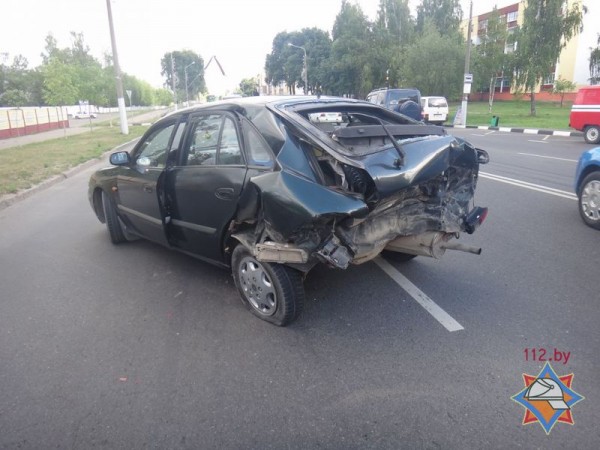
<box><xmin>238</xmin><ymin>256</ymin><xmax>277</xmax><ymax>316</ymax></box>
<box><xmin>581</xmin><ymin>180</ymin><xmax>600</xmax><ymax>221</ymax></box>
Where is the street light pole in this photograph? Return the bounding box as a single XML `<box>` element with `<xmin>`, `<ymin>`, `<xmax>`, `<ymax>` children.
<box><xmin>184</xmin><ymin>61</ymin><xmax>195</xmax><ymax>105</ymax></box>
<box><xmin>461</xmin><ymin>0</ymin><xmax>474</xmax><ymax>126</ymax></box>
<box><xmin>288</xmin><ymin>43</ymin><xmax>308</xmax><ymax>95</ymax></box>
<box><xmin>105</xmin><ymin>0</ymin><xmax>128</xmax><ymax>134</ymax></box>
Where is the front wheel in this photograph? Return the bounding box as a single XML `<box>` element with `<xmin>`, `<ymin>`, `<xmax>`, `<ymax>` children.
<box><xmin>102</xmin><ymin>191</ymin><xmax>128</xmax><ymax>244</ymax></box>
<box><xmin>231</xmin><ymin>245</ymin><xmax>304</xmax><ymax>326</ymax></box>
<box><xmin>584</xmin><ymin>126</ymin><xmax>600</xmax><ymax>144</ymax></box>
<box><xmin>578</xmin><ymin>171</ymin><xmax>600</xmax><ymax>229</ymax></box>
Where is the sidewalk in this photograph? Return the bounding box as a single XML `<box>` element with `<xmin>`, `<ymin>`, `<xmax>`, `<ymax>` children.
<box><xmin>446</xmin><ymin>123</ymin><xmax>583</xmax><ymax>137</ymax></box>
<box><xmin>0</xmin><ymin>109</ymin><xmax>168</xmax><ymax>150</ymax></box>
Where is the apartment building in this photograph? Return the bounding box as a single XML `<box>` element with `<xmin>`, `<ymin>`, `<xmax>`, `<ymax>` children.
<box><xmin>462</xmin><ymin>0</ymin><xmax>598</xmax><ymax>99</ymax></box>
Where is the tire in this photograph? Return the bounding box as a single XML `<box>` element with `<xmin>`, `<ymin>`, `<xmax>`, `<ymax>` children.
<box><xmin>381</xmin><ymin>250</ymin><xmax>418</xmax><ymax>262</ymax></box>
<box><xmin>102</xmin><ymin>191</ymin><xmax>128</xmax><ymax>244</ymax></box>
<box><xmin>584</xmin><ymin>126</ymin><xmax>600</xmax><ymax>144</ymax></box>
<box><xmin>231</xmin><ymin>245</ymin><xmax>304</xmax><ymax>326</ymax></box>
<box><xmin>578</xmin><ymin>171</ymin><xmax>600</xmax><ymax>230</ymax></box>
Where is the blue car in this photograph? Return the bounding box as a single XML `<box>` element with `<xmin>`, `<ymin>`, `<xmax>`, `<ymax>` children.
<box><xmin>575</xmin><ymin>147</ymin><xmax>600</xmax><ymax>229</ymax></box>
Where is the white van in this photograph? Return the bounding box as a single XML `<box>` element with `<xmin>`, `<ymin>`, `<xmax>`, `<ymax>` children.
<box><xmin>420</xmin><ymin>96</ymin><xmax>449</xmax><ymax>125</ymax></box>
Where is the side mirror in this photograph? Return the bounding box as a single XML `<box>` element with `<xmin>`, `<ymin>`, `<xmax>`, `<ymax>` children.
<box><xmin>109</xmin><ymin>151</ymin><xmax>131</xmax><ymax>166</ymax></box>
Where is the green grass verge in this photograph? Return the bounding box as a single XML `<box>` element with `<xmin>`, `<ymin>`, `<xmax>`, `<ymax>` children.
<box><xmin>449</xmin><ymin>100</ymin><xmax>573</xmax><ymax>130</ymax></box>
<box><xmin>0</xmin><ymin>125</ymin><xmax>148</xmax><ymax>195</ymax></box>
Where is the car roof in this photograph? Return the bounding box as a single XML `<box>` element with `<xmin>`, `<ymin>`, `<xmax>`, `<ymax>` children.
<box><xmin>164</xmin><ymin>95</ymin><xmax>371</xmax><ymax>117</ymax></box>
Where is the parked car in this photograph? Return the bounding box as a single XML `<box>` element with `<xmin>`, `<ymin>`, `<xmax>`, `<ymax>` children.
<box><xmin>421</xmin><ymin>96</ymin><xmax>449</xmax><ymax>125</ymax></box>
<box><xmin>575</xmin><ymin>147</ymin><xmax>600</xmax><ymax>229</ymax></box>
<box><xmin>74</xmin><ymin>112</ymin><xmax>97</xmax><ymax>119</ymax></box>
<box><xmin>309</xmin><ymin>112</ymin><xmax>343</xmax><ymax>123</ymax></box>
<box><xmin>366</xmin><ymin>88</ymin><xmax>423</xmax><ymax>119</ymax></box>
<box><xmin>88</xmin><ymin>96</ymin><xmax>489</xmax><ymax>326</ymax></box>
<box><xmin>569</xmin><ymin>85</ymin><xmax>600</xmax><ymax>144</ymax></box>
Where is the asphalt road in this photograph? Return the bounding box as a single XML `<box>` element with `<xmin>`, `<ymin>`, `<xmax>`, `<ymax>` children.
<box><xmin>0</xmin><ymin>130</ymin><xmax>599</xmax><ymax>449</ymax></box>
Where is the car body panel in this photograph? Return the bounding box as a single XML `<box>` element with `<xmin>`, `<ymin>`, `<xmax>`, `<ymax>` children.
<box><xmin>569</xmin><ymin>85</ymin><xmax>600</xmax><ymax>131</ymax></box>
<box><xmin>575</xmin><ymin>147</ymin><xmax>600</xmax><ymax>192</ymax></box>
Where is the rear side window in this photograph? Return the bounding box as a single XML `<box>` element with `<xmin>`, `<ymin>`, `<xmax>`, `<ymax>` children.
<box><xmin>243</xmin><ymin>121</ymin><xmax>274</xmax><ymax>168</ymax></box>
<box><xmin>429</xmin><ymin>98</ymin><xmax>448</xmax><ymax>107</ymax></box>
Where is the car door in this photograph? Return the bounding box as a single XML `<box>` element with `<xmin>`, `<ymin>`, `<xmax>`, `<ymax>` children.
<box><xmin>116</xmin><ymin>117</ymin><xmax>184</xmax><ymax>245</ymax></box>
<box><xmin>163</xmin><ymin>112</ymin><xmax>250</xmax><ymax>262</ymax></box>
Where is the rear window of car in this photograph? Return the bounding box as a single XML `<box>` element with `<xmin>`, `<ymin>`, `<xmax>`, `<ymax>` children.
<box><xmin>428</xmin><ymin>97</ymin><xmax>448</xmax><ymax>108</ymax></box>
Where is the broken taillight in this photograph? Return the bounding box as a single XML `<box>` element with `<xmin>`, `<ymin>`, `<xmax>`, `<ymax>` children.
<box><xmin>464</xmin><ymin>206</ymin><xmax>488</xmax><ymax>234</ymax></box>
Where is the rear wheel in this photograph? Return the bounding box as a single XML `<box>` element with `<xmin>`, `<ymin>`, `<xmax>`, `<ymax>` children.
<box><xmin>578</xmin><ymin>171</ymin><xmax>600</xmax><ymax>229</ymax></box>
<box><xmin>584</xmin><ymin>126</ymin><xmax>600</xmax><ymax>144</ymax></box>
<box><xmin>231</xmin><ymin>245</ymin><xmax>304</xmax><ymax>326</ymax></box>
<box><xmin>102</xmin><ymin>191</ymin><xmax>128</xmax><ymax>244</ymax></box>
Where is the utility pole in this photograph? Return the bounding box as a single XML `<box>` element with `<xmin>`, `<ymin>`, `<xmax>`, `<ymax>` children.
<box><xmin>171</xmin><ymin>54</ymin><xmax>177</xmax><ymax>110</ymax></box>
<box><xmin>105</xmin><ymin>0</ymin><xmax>128</xmax><ymax>135</ymax></box>
<box><xmin>461</xmin><ymin>0</ymin><xmax>473</xmax><ymax>126</ymax></box>
<box><xmin>288</xmin><ymin>43</ymin><xmax>308</xmax><ymax>95</ymax></box>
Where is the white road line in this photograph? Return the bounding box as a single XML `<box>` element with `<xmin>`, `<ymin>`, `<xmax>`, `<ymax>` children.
<box><xmin>373</xmin><ymin>256</ymin><xmax>464</xmax><ymax>332</ymax></box>
<box><xmin>517</xmin><ymin>152</ymin><xmax>578</xmax><ymax>163</ymax></box>
<box><xmin>527</xmin><ymin>140</ymin><xmax>548</xmax><ymax>144</ymax></box>
<box><xmin>480</xmin><ymin>172</ymin><xmax>577</xmax><ymax>200</ymax></box>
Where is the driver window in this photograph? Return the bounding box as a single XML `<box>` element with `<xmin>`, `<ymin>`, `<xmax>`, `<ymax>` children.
<box><xmin>136</xmin><ymin>123</ymin><xmax>175</xmax><ymax>168</ymax></box>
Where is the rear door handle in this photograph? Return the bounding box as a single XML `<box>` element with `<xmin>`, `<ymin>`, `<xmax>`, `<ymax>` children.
<box><xmin>215</xmin><ymin>187</ymin><xmax>234</xmax><ymax>200</ymax></box>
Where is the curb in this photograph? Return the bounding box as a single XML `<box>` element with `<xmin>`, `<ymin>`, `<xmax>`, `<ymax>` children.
<box><xmin>446</xmin><ymin>124</ymin><xmax>583</xmax><ymax>137</ymax></box>
<box><xmin>0</xmin><ymin>137</ymin><xmax>140</xmax><ymax>211</ymax></box>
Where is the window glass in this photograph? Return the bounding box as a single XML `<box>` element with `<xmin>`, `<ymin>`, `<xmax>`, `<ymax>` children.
<box><xmin>136</xmin><ymin>123</ymin><xmax>175</xmax><ymax>168</ymax></box>
<box><xmin>185</xmin><ymin>115</ymin><xmax>243</xmax><ymax>166</ymax></box>
<box><xmin>244</xmin><ymin>122</ymin><xmax>273</xmax><ymax>167</ymax></box>
<box><xmin>186</xmin><ymin>115</ymin><xmax>221</xmax><ymax>165</ymax></box>
<box><xmin>166</xmin><ymin>120</ymin><xmax>186</xmax><ymax>165</ymax></box>
<box><xmin>219</xmin><ymin>117</ymin><xmax>242</xmax><ymax>165</ymax></box>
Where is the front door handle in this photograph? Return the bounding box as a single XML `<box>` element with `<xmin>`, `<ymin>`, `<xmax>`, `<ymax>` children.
<box><xmin>215</xmin><ymin>187</ymin><xmax>234</xmax><ymax>200</ymax></box>
<box><xmin>143</xmin><ymin>184</ymin><xmax>153</xmax><ymax>193</ymax></box>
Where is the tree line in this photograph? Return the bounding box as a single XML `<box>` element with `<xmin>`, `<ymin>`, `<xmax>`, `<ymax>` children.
<box><xmin>1</xmin><ymin>0</ymin><xmax>593</xmax><ymax>116</ymax></box>
<box><xmin>263</xmin><ymin>0</ymin><xmax>589</xmax><ymax>115</ymax></box>
<box><xmin>0</xmin><ymin>32</ymin><xmax>172</xmax><ymax>108</ymax></box>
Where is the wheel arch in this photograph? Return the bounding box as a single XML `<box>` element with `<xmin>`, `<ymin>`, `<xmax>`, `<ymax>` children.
<box><xmin>577</xmin><ymin>166</ymin><xmax>600</xmax><ymax>194</ymax></box>
<box><xmin>92</xmin><ymin>187</ymin><xmax>106</xmax><ymax>223</ymax></box>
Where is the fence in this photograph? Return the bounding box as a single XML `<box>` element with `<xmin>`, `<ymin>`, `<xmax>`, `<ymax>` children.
<box><xmin>0</xmin><ymin>107</ymin><xmax>69</xmax><ymax>140</ymax></box>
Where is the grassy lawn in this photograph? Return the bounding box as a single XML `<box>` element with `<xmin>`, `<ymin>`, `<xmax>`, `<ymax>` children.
<box><xmin>0</xmin><ymin>125</ymin><xmax>148</xmax><ymax>195</ymax></box>
<box><xmin>449</xmin><ymin>100</ymin><xmax>573</xmax><ymax>130</ymax></box>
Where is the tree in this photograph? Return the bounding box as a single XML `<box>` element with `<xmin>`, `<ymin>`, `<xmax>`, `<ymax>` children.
<box><xmin>329</xmin><ymin>0</ymin><xmax>372</xmax><ymax>97</ymax></box>
<box><xmin>416</xmin><ymin>0</ymin><xmax>462</xmax><ymax>37</ymax></box>
<box><xmin>403</xmin><ymin>19</ymin><xmax>464</xmax><ymax>99</ymax></box>
<box><xmin>590</xmin><ymin>34</ymin><xmax>600</xmax><ymax>85</ymax></box>
<box><xmin>371</xmin><ymin>0</ymin><xmax>415</xmax><ymax>89</ymax></box>
<box><xmin>552</xmin><ymin>76</ymin><xmax>576</xmax><ymax>107</ymax></box>
<box><xmin>160</xmin><ymin>51</ymin><xmax>205</xmax><ymax>103</ymax></box>
<box><xmin>42</xmin><ymin>58</ymin><xmax>78</xmax><ymax>105</ymax></box>
<box><xmin>513</xmin><ymin>0</ymin><xmax>585</xmax><ymax>116</ymax></box>
<box><xmin>471</xmin><ymin>8</ymin><xmax>509</xmax><ymax>112</ymax></box>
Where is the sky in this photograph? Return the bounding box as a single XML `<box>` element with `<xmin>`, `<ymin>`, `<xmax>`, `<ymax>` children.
<box><xmin>1</xmin><ymin>0</ymin><xmax>505</xmax><ymax>96</ymax></box>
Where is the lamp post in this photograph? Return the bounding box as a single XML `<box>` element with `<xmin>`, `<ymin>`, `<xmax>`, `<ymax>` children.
<box><xmin>105</xmin><ymin>0</ymin><xmax>128</xmax><ymax>134</ymax></box>
<box><xmin>288</xmin><ymin>43</ymin><xmax>308</xmax><ymax>95</ymax></box>
<box><xmin>184</xmin><ymin>61</ymin><xmax>196</xmax><ymax>105</ymax></box>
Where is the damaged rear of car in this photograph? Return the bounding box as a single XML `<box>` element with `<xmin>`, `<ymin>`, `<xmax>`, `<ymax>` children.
<box><xmin>89</xmin><ymin>96</ymin><xmax>488</xmax><ymax>326</ymax></box>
